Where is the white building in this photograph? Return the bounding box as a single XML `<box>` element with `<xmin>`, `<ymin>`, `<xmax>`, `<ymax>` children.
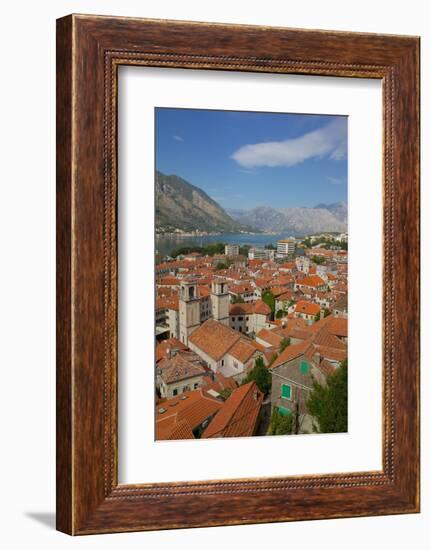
<box><xmin>225</xmin><ymin>243</ymin><xmax>239</xmax><ymax>256</ymax></box>
<box><xmin>277</xmin><ymin>239</ymin><xmax>296</xmax><ymax>258</ymax></box>
<box><xmin>248</xmin><ymin>247</ymin><xmax>274</xmax><ymax>260</ymax></box>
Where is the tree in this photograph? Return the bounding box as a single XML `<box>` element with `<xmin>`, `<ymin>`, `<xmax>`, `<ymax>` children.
<box><xmin>215</xmin><ymin>260</ymin><xmax>232</xmax><ymax>271</ymax></box>
<box><xmin>314</xmin><ymin>312</ymin><xmax>321</xmax><ymax>323</ymax></box>
<box><xmin>275</xmin><ymin>309</ymin><xmax>285</xmax><ymax>319</ymax></box>
<box><xmin>262</xmin><ymin>290</ymin><xmax>276</xmax><ymax>314</ymax></box>
<box><xmin>219</xmin><ymin>388</ymin><xmax>233</xmax><ymax>401</ymax></box>
<box><xmin>231</xmin><ymin>294</ymin><xmax>245</xmax><ymax>304</ymax></box>
<box><xmin>323</xmin><ymin>308</ymin><xmax>331</xmax><ymax>318</ymax></box>
<box><xmin>239</xmin><ymin>244</ymin><xmax>251</xmax><ymax>256</ymax></box>
<box><xmin>268</xmin><ymin>408</ymin><xmax>293</xmax><ymax>435</ymax></box>
<box><xmin>264</xmin><ymin>243</ymin><xmax>276</xmax><ymax>250</ymax></box>
<box><xmin>242</xmin><ymin>356</ymin><xmax>271</xmax><ymax>395</ymax></box>
<box><xmin>311</xmin><ymin>255</ymin><xmax>326</xmax><ymax>265</ymax></box>
<box><xmin>307</xmin><ymin>360</ymin><xmax>348</xmax><ymax>433</ymax></box>
<box><xmin>279</xmin><ymin>337</ymin><xmax>290</xmax><ymax>352</ymax></box>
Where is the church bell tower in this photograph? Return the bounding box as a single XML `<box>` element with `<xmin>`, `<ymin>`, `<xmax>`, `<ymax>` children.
<box><xmin>179</xmin><ymin>280</ymin><xmax>201</xmax><ymax>345</ymax></box>
<box><xmin>210</xmin><ymin>278</ymin><xmax>230</xmax><ymax>326</ymax></box>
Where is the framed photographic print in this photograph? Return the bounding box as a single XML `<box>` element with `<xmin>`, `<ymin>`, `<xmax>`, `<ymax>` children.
<box><xmin>56</xmin><ymin>14</ymin><xmax>420</xmax><ymax>535</ymax></box>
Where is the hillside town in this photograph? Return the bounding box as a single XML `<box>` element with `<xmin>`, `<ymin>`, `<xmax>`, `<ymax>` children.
<box><xmin>154</xmin><ymin>234</ymin><xmax>348</xmax><ymax>440</ymax></box>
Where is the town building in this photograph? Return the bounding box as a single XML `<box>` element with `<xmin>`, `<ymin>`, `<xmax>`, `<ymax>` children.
<box><xmin>294</xmin><ymin>300</ymin><xmax>321</xmax><ymax>322</ymax></box>
<box><xmin>295</xmin><ymin>274</ymin><xmax>327</xmax><ymax>293</ymax></box>
<box><xmin>248</xmin><ymin>247</ymin><xmax>274</xmax><ymax>260</ymax></box>
<box><xmin>188</xmin><ymin>319</ymin><xmax>265</xmax><ymax>381</ymax></box>
<box><xmin>178</xmin><ymin>278</ymin><xmax>230</xmax><ymax>345</ymax></box>
<box><xmin>225</xmin><ymin>243</ymin><xmax>240</xmax><ymax>256</ymax></box>
<box><xmin>229</xmin><ymin>300</ymin><xmax>272</xmax><ymax>335</ymax></box>
<box><xmin>156</xmin><ymin>349</ymin><xmax>207</xmax><ymax>399</ymax></box>
<box><xmin>277</xmin><ymin>238</ymin><xmax>296</xmax><ymax>258</ymax></box>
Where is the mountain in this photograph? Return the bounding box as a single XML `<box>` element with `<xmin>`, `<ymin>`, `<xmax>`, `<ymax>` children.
<box><xmin>227</xmin><ymin>205</ymin><xmax>346</xmax><ymax>234</ymax></box>
<box><xmin>314</xmin><ymin>201</ymin><xmax>347</xmax><ymax>224</ymax></box>
<box><xmin>155</xmin><ymin>171</ymin><xmax>246</xmax><ymax>233</ymax></box>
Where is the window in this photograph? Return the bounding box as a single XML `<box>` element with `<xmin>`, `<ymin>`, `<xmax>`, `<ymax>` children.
<box><xmin>194</xmin><ymin>383</ymin><xmax>199</xmax><ymax>389</ymax></box>
<box><xmin>173</xmin><ymin>388</ymin><xmax>178</xmax><ymax>396</ymax></box>
<box><xmin>238</xmin><ymin>316</ymin><xmax>243</xmax><ymax>321</ymax></box>
<box><xmin>221</xmin><ymin>359</ymin><xmax>224</xmax><ymax>366</ymax></box>
<box><xmin>281</xmin><ymin>383</ymin><xmax>291</xmax><ymax>400</ymax></box>
<box><xmin>300</xmin><ymin>360</ymin><xmax>309</xmax><ymax>374</ymax></box>
<box><xmin>278</xmin><ymin>406</ymin><xmax>291</xmax><ymax>416</ymax></box>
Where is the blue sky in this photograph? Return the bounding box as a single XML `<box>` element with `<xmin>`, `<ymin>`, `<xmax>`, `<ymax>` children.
<box><xmin>155</xmin><ymin>108</ymin><xmax>347</xmax><ymax>209</ymax></box>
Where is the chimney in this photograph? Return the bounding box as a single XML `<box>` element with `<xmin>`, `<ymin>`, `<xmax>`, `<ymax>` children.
<box><xmin>166</xmin><ymin>347</ymin><xmax>171</xmax><ymax>359</ymax></box>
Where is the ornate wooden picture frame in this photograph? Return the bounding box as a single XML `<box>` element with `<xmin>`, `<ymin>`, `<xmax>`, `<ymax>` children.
<box><xmin>56</xmin><ymin>14</ymin><xmax>420</xmax><ymax>535</ymax></box>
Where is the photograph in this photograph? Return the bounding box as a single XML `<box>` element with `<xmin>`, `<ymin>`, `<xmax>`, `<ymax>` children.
<box><xmin>154</xmin><ymin>108</ymin><xmax>349</xmax><ymax>440</ymax></box>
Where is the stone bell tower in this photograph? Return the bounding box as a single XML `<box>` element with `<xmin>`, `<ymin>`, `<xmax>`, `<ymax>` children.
<box><xmin>179</xmin><ymin>280</ymin><xmax>201</xmax><ymax>345</ymax></box>
<box><xmin>210</xmin><ymin>278</ymin><xmax>230</xmax><ymax>326</ymax></box>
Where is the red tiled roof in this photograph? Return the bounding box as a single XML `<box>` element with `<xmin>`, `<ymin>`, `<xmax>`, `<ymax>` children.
<box><xmin>158</xmin><ymin>352</ymin><xmax>206</xmax><ymax>384</ymax></box>
<box><xmin>188</xmin><ymin>319</ymin><xmax>240</xmax><ymax>361</ymax></box>
<box><xmin>229</xmin><ymin>303</ymin><xmax>254</xmax><ymax>315</ymax></box>
<box><xmin>202</xmin><ymin>373</ymin><xmax>238</xmax><ymax>393</ymax></box>
<box><xmin>256</xmin><ymin>328</ymin><xmax>284</xmax><ymax>347</ymax></box>
<box><xmin>155</xmin><ymin>389</ymin><xmax>222</xmax><ymax>440</ymax></box>
<box><xmin>166</xmin><ymin>420</ymin><xmax>195</xmax><ymax>440</ymax></box>
<box><xmin>270</xmin><ymin>340</ymin><xmax>311</xmax><ymax>369</ymax></box>
<box><xmin>202</xmin><ymin>381</ymin><xmax>263</xmax><ymax>438</ymax></box>
<box><xmin>156</xmin><ymin>276</ymin><xmax>180</xmax><ymax>286</ymax></box>
<box><xmin>295</xmin><ymin>300</ymin><xmax>320</xmax><ymax>316</ymax></box>
<box><xmin>253</xmin><ymin>300</ymin><xmax>272</xmax><ymax>315</ymax></box>
<box><xmin>155</xmin><ymin>338</ymin><xmax>188</xmax><ymax>362</ymax></box>
<box><xmin>297</xmin><ymin>275</ymin><xmax>326</xmax><ymax>287</ymax></box>
<box><xmin>229</xmin><ymin>300</ymin><xmax>271</xmax><ymax>317</ymax></box>
<box><xmin>228</xmin><ymin>339</ymin><xmax>257</xmax><ymax>364</ymax></box>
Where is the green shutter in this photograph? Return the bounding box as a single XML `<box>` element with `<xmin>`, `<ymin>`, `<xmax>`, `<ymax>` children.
<box><xmin>281</xmin><ymin>384</ymin><xmax>291</xmax><ymax>399</ymax></box>
<box><xmin>278</xmin><ymin>406</ymin><xmax>291</xmax><ymax>416</ymax></box>
<box><xmin>300</xmin><ymin>360</ymin><xmax>309</xmax><ymax>374</ymax></box>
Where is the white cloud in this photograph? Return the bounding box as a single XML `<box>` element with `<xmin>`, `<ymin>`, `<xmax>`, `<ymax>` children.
<box><xmin>231</xmin><ymin>118</ymin><xmax>347</xmax><ymax>168</ymax></box>
<box><xmin>173</xmin><ymin>135</ymin><xmax>183</xmax><ymax>142</ymax></box>
<box><xmin>327</xmin><ymin>176</ymin><xmax>344</xmax><ymax>185</ymax></box>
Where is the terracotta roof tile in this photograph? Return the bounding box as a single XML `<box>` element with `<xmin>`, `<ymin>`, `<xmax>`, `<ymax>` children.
<box><xmin>270</xmin><ymin>340</ymin><xmax>311</xmax><ymax>369</ymax></box>
<box><xmin>228</xmin><ymin>339</ymin><xmax>256</xmax><ymax>364</ymax></box>
<box><xmin>188</xmin><ymin>319</ymin><xmax>240</xmax><ymax>361</ymax></box>
<box><xmin>158</xmin><ymin>352</ymin><xmax>206</xmax><ymax>384</ymax></box>
<box><xmin>297</xmin><ymin>275</ymin><xmax>326</xmax><ymax>287</ymax></box>
<box><xmin>155</xmin><ymin>389</ymin><xmax>222</xmax><ymax>440</ymax></box>
<box><xmin>202</xmin><ymin>381</ymin><xmax>263</xmax><ymax>438</ymax></box>
<box><xmin>295</xmin><ymin>300</ymin><xmax>320</xmax><ymax>316</ymax></box>
<box><xmin>155</xmin><ymin>338</ymin><xmax>188</xmax><ymax>362</ymax></box>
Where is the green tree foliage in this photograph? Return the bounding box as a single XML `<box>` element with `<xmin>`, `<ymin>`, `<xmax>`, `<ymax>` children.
<box><xmin>231</xmin><ymin>294</ymin><xmax>245</xmax><ymax>304</ymax></box>
<box><xmin>314</xmin><ymin>312</ymin><xmax>321</xmax><ymax>323</ymax></box>
<box><xmin>323</xmin><ymin>308</ymin><xmax>331</xmax><ymax>318</ymax></box>
<box><xmin>219</xmin><ymin>388</ymin><xmax>233</xmax><ymax>401</ymax></box>
<box><xmin>262</xmin><ymin>290</ymin><xmax>276</xmax><ymax>313</ymax></box>
<box><xmin>215</xmin><ymin>261</ymin><xmax>230</xmax><ymax>271</ymax></box>
<box><xmin>268</xmin><ymin>408</ymin><xmax>293</xmax><ymax>435</ymax></box>
<box><xmin>242</xmin><ymin>356</ymin><xmax>271</xmax><ymax>395</ymax></box>
<box><xmin>279</xmin><ymin>338</ymin><xmax>290</xmax><ymax>352</ymax></box>
<box><xmin>275</xmin><ymin>309</ymin><xmax>285</xmax><ymax>319</ymax></box>
<box><xmin>264</xmin><ymin>243</ymin><xmax>276</xmax><ymax>250</ymax></box>
<box><xmin>239</xmin><ymin>245</ymin><xmax>251</xmax><ymax>256</ymax></box>
<box><xmin>311</xmin><ymin>255</ymin><xmax>326</xmax><ymax>265</ymax></box>
<box><xmin>171</xmin><ymin>242</ymin><xmax>226</xmax><ymax>258</ymax></box>
<box><xmin>307</xmin><ymin>360</ymin><xmax>348</xmax><ymax>433</ymax></box>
